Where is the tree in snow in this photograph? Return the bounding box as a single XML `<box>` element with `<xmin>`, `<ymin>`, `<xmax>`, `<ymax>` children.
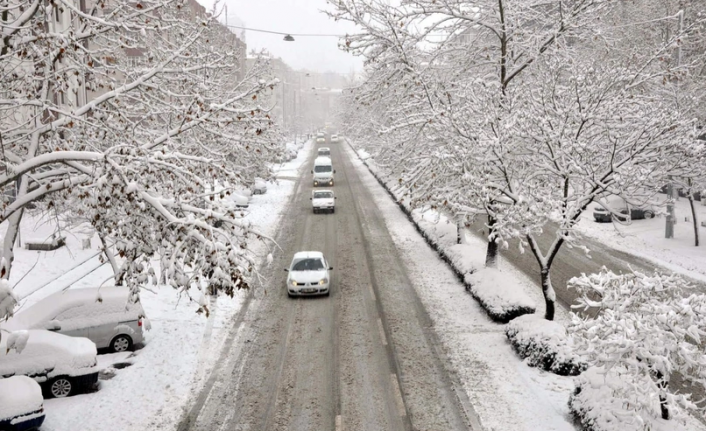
<box><xmin>0</xmin><ymin>0</ymin><xmax>284</xmax><ymax>314</ymax></box>
<box><xmin>568</xmin><ymin>267</ymin><xmax>706</xmax><ymax>424</ymax></box>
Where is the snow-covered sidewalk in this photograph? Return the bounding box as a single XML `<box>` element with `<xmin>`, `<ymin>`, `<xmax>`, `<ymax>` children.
<box><xmin>7</xmin><ymin>139</ymin><xmax>312</xmax><ymax>431</ymax></box>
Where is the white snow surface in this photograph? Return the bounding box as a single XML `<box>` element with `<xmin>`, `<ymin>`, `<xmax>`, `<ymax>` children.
<box><xmin>0</xmin><ymin>376</ymin><xmax>44</xmax><ymax>420</ymax></box>
<box><xmin>345</xmin><ymin>144</ymin><xmax>577</xmax><ymax>431</ymax></box>
<box><xmin>2</xmin><ymin>140</ymin><xmax>312</xmax><ymax>431</ymax></box>
<box><xmin>577</xmin><ymin>198</ymin><xmax>706</xmax><ymax>284</ymax></box>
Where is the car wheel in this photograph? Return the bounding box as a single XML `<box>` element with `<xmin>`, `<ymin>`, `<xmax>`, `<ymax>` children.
<box><xmin>644</xmin><ymin>211</ymin><xmax>655</xmax><ymax>219</ymax></box>
<box><xmin>49</xmin><ymin>377</ymin><xmax>73</xmax><ymax>398</ymax></box>
<box><xmin>323</xmin><ymin>290</ymin><xmax>330</xmax><ymax>297</ymax></box>
<box><xmin>110</xmin><ymin>334</ymin><xmax>133</xmax><ymax>353</ymax></box>
<box><xmin>331</xmin><ymin>208</ymin><xmax>335</xmax><ymax>214</ymax></box>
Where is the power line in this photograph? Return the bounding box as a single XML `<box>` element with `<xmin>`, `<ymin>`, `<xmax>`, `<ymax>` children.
<box><xmin>224</xmin><ymin>24</ymin><xmax>344</xmax><ymax>38</ymax></box>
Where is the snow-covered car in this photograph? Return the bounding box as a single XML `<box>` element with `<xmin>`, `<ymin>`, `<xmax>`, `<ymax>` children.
<box><xmin>317</xmin><ymin>147</ymin><xmax>331</xmax><ymax>157</ymax></box>
<box><xmin>251</xmin><ymin>178</ymin><xmax>267</xmax><ymax>195</ymax></box>
<box><xmin>285</xmin><ymin>251</ymin><xmax>333</xmax><ymax>297</ymax></box>
<box><xmin>7</xmin><ymin>287</ymin><xmax>146</xmax><ymax>353</ymax></box>
<box><xmin>593</xmin><ymin>195</ymin><xmax>656</xmax><ymax>222</ymax></box>
<box><xmin>311</xmin><ymin>190</ymin><xmax>336</xmax><ymax>214</ymax></box>
<box><xmin>0</xmin><ymin>376</ymin><xmax>45</xmax><ymax>431</ymax></box>
<box><xmin>330</xmin><ymin>134</ymin><xmax>339</xmax><ymax>143</ymax></box>
<box><xmin>0</xmin><ymin>330</ymin><xmax>99</xmax><ymax>398</ymax></box>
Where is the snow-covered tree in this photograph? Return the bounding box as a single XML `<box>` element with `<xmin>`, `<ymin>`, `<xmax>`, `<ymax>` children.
<box><xmin>0</xmin><ymin>0</ymin><xmax>283</xmax><ymax>316</ymax></box>
<box><xmin>568</xmin><ymin>268</ymin><xmax>706</xmax><ymax>423</ymax></box>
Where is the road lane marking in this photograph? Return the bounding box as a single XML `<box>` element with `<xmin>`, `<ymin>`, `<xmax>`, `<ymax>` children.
<box><xmin>390</xmin><ymin>373</ymin><xmax>407</xmax><ymax>417</ymax></box>
<box><xmin>377</xmin><ymin>318</ymin><xmax>388</xmax><ymax>346</ymax></box>
<box><xmin>368</xmin><ymin>284</ymin><xmax>376</xmax><ymax>301</ymax></box>
<box><xmin>335</xmin><ymin>415</ymin><xmax>343</xmax><ymax>431</ymax></box>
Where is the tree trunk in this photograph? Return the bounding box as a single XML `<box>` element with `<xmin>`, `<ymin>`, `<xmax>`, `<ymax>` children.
<box><xmin>1</xmin><ymin>175</ymin><xmax>27</xmax><ymax>279</ymax></box>
<box><xmin>540</xmin><ymin>266</ymin><xmax>556</xmax><ymax>321</ymax></box>
<box><xmin>99</xmin><ymin>234</ymin><xmax>123</xmax><ymax>286</ymax></box>
<box><xmin>689</xmin><ymin>193</ymin><xmax>699</xmax><ymax>247</ymax></box>
<box><xmin>485</xmin><ymin>215</ymin><xmax>498</xmax><ymax>268</ymax></box>
<box><xmin>656</xmin><ymin>370</ymin><xmax>670</xmax><ymax>420</ymax></box>
<box><xmin>456</xmin><ymin>218</ymin><xmax>465</xmax><ymax>245</ymax></box>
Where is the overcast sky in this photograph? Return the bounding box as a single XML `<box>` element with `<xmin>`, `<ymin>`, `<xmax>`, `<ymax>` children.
<box><xmin>200</xmin><ymin>0</ymin><xmax>363</xmax><ymax>74</ymax></box>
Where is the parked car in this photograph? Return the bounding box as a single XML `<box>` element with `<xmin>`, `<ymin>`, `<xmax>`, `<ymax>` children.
<box><xmin>312</xmin><ymin>156</ymin><xmax>335</xmax><ymax>187</ymax></box>
<box><xmin>317</xmin><ymin>147</ymin><xmax>331</xmax><ymax>157</ymax></box>
<box><xmin>7</xmin><ymin>287</ymin><xmax>146</xmax><ymax>352</ymax></box>
<box><xmin>0</xmin><ymin>376</ymin><xmax>45</xmax><ymax>431</ymax></box>
<box><xmin>593</xmin><ymin>195</ymin><xmax>656</xmax><ymax>222</ymax></box>
<box><xmin>251</xmin><ymin>178</ymin><xmax>267</xmax><ymax>195</ymax></box>
<box><xmin>285</xmin><ymin>251</ymin><xmax>333</xmax><ymax>297</ymax></box>
<box><xmin>311</xmin><ymin>190</ymin><xmax>336</xmax><ymax>214</ymax></box>
<box><xmin>0</xmin><ymin>329</ymin><xmax>99</xmax><ymax>398</ymax></box>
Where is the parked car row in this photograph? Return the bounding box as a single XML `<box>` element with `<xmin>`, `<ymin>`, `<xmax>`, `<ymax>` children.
<box><xmin>0</xmin><ymin>286</ymin><xmax>148</xmax><ymax>429</ymax></box>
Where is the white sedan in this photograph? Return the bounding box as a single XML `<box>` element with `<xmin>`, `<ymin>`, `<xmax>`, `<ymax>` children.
<box><xmin>285</xmin><ymin>251</ymin><xmax>332</xmax><ymax>297</ymax></box>
<box><xmin>311</xmin><ymin>190</ymin><xmax>336</xmax><ymax>214</ymax></box>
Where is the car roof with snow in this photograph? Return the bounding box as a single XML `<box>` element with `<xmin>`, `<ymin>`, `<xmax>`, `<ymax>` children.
<box><xmin>5</xmin><ymin>287</ymin><xmax>141</xmax><ymax>331</ymax></box>
<box><xmin>0</xmin><ymin>376</ymin><xmax>43</xmax><ymax>421</ymax></box>
<box><xmin>291</xmin><ymin>251</ymin><xmax>324</xmax><ymax>260</ymax></box>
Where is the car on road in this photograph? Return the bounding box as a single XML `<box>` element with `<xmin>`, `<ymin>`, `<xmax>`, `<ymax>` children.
<box><xmin>252</xmin><ymin>178</ymin><xmax>267</xmax><ymax>195</ymax></box>
<box><xmin>311</xmin><ymin>190</ymin><xmax>336</xmax><ymax>214</ymax></box>
<box><xmin>593</xmin><ymin>195</ymin><xmax>657</xmax><ymax>222</ymax></box>
<box><xmin>330</xmin><ymin>134</ymin><xmax>339</xmax><ymax>143</ymax></box>
<box><xmin>0</xmin><ymin>376</ymin><xmax>46</xmax><ymax>431</ymax></box>
<box><xmin>316</xmin><ymin>132</ymin><xmax>326</xmax><ymax>143</ymax></box>
<box><xmin>0</xmin><ymin>329</ymin><xmax>99</xmax><ymax>398</ymax></box>
<box><xmin>6</xmin><ymin>287</ymin><xmax>146</xmax><ymax>353</ymax></box>
<box><xmin>312</xmin><ymin>157</ymin><xmax>335</xmax><ymax>187</ymax></box>
<box><xmin>317</xmin><ymin>147</ymin><xmax>331</xmax><ymax>157</ymax></box>
<box><xmin>285</xmin><ymin>251</ymin><xmax>333</xmax><ymax>297</ymax></box>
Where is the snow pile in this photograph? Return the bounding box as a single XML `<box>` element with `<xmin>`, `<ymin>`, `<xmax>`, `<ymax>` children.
<box><xmin>505</xmin><ymin>314</ymin><xmax>586</xmax><ymax>376</ymax></box>
<box><xmin>6</xmin><ymin>330</ymin><xmax>30</xmax><ymax>354</ymax></box>
<box><xmin>0</xmin><ymin>376</ymin><xmax>44</xmax><ymax>420</ymax></box>
<box><xmin>0</xmin><ymin>279</ymin><xmax>17</xmax><ymax>321</ymax></box>
<box><xmin>568</xmin><ymin>367</ymin><xmax>701</xmax><ymax>431</ymax></box>
<box><xmin>0</xmin><ymin>329</ymin><xmax>97</xmax><ymax>380</ymax></box>
<box><xmin>465</xmin><ymin>268</ymin><xmax>537</xmax><ymax>322</ymax></box>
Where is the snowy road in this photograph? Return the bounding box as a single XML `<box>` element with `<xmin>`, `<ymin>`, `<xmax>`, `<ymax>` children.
<box><xmin>178</xmin><ymin>142</ymin><xmax>474</xmax><ymax>431</ymax></box>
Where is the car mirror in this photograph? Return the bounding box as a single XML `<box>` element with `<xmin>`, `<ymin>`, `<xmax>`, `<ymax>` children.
<box><xmin>46</xmin><ymin>320</ymin><xmax>62</xmax><ymax>331</ymax></box>
<box><xmin>310</xmin><ymin>197</ymin><xmax>312</xmax><ymax>200</ymax></box>
<box><xmin>334</xmin><ymin>197</ymin><xmax>337</xmax><ymax>199</ymax></box>
<box><xmin>311</xmin><ymin>170</ymin><xmax>314</xmax><ymax>174</ymax></box>
<box><xmin>329</xmin><ymin>266</ymin><xmax>333</xmax><ymax>270</ymax></box>
<box><xmin>284</xmin><ymin>268</ymin><xmax>289</xmax><ymax>272</ymax></box>
<box><xmin>334</xmin><ymin>170</ymin><xmax>337</xmax><ymax>174</ymax></box>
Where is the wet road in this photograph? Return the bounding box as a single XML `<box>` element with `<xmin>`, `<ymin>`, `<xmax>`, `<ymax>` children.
<box><xmin>178</xmin><ymin>140</ymin><xmax>475</xmax><ymax>431</ymax></box>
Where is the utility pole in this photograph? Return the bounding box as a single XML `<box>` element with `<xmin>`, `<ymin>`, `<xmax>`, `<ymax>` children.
<box><xmin>666</xmin><ymin>9</ymin><xmax>684</xmax><ymax>239</ymax></box>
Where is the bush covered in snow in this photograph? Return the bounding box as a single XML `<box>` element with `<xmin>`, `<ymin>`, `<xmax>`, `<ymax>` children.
<box><xmin>466</xmin><ymin>270</ymin><xmax>536</xmax><ymax>323</ymax></box>
<box><xmin>505</xmin><ymin>314</ymin><xmax>587</xmax><ymax>375</ymax></box>
<box><xmin>568</xmin><ymin>268</ymin><xmax>706</xmax><ymax>428</ymax></box>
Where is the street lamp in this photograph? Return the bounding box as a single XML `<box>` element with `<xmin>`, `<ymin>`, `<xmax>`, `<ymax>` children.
<box><xmin>283</xmin><ymin>34</ymin><xmax>295</xmax><ymax>42</ymax></box>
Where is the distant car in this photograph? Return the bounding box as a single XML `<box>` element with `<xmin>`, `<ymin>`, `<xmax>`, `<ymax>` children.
<box><xmin>252</xmin><ymin>178</ymin><xmax>267</xmax><ymax>195</ymax></box>
<box><xmin>593</xmin><ymin>195</ymin><xmax>656</xmax><ymax>222</ymax></box>
<box><xmin>316</xmin><ymin>132</ymin><xmax>326</xmax><ymax>143</ymax></box>
<box><xmin>0</xmin><ymin>376</ymin><xmax>45</xmax><ymax>431</ymax></box>
<box><xmin>285</xmin><ymin>251</ymin><xmax>333</xmax><ymax>297</ymax></box>
<box><xmin>7</xmin><ymin>287</ymin><xmax>146</xmax><ymax>353</ymax></box>
<box><xmin>330</xmin><ymin>134</ymin><xmax>339</xmax><ymax>143</ymax></box>
<box><xmin>0</xmin><ymin>330</ymin><xmax>99</xmax><ymax>398</ymax></box>
<box><xmin>317</xmin><ymin>147</ymin><xmax>331</xmax><ymax>157</ymax></box>
<box><xmin>311</xmin><ymin>190</ymin><xmax>336</xmax><ymax>214</ymax></box>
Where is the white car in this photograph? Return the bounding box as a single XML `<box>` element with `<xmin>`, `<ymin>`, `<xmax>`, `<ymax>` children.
<box><xmin>317</xmin><ymin>147</ymin><xmax>331</xmax><ymax>157</ymax></box>
<box><xmin>0</xmin><ymin>329</ymin><xmax>99</xmax><ymax>398</ymax></box>
<box><xmin>315</xmin><ymin>132</ymin><xmax>326</xmax><ymax>143</ymax></box>
<box><xmin>0</xmin><ymin>376</ymin><xmax>46</xmax><ymax>430</ymax></box>
<box><xmin>285</xmin><ymin>251</ymin><xmax>333</xmax><ymax>297</ymax></box>
<box><xmin>311</xmin><ymin>190</ymin><xmax>335</xmax><ymax>214</ymax></box>
<box><xmin>252</xmin><ymin>178</ymin><xmax>267</xmax><ymax>195</ymax></box>
<box><xmin>6</xmin><ymin>286</ymin><xmax>147</xmax><ymax>353</ymax></box>
<box><xmin>330</xmin><ymin>134</ymin><xmax>339</xmax><ymax>143</ymax></box>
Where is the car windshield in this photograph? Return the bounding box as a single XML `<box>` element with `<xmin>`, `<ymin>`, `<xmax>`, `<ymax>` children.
<box><xmin>292</xmin><ymin>258</ymin><xmax>325</xmax><ymax>271</ymax></box>
<box><xmin>318</xmin><ymin>150</ymin><xmax>329</xmax><ymax>155</ymax></box>
<box><xmin>314</xmin><ymin>165</ymin><xmax>332</xmax><ymax>173</ymax></box>
<box><xmin>314</xmin><ymin>192</ymin><xmax>333</xmax><ymax>199</ymax></box>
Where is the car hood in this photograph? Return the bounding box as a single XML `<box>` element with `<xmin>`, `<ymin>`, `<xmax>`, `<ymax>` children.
<box><xmin>313</xmin><ymin>172</ymin><xmax>332</xmax><ymax>178</ymax></box>
<box><xmin>289</xmin><ymin>270</ymin><xmax>328</xmax><ymax>283</ymax></box>
<box><xmin>312</xmin><ymin>198</ymin><xmax>334</xmax><ymax>206</ymax></box>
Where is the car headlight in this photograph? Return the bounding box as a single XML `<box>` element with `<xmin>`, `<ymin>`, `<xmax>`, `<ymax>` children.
<box><xmin>319</xmin><ymin>278</ymin><xmax>328</xmax><ymax>285</ymax></box>
<box><xmin>291</xmin><ymin>280</ymin><xmax>297</xmax><ymax>286</ymax></box>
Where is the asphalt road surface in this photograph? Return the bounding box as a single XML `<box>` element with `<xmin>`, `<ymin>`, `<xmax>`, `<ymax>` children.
<box><xmin>178</xmin><ymin>140</ymin><xmax>476</xmax><ymax>431</ymax></box>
